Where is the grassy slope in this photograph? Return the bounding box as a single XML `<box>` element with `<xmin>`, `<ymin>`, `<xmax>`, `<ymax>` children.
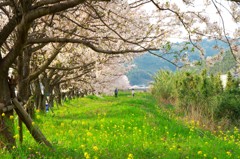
<box><xmin>1</xmin><ymin>92</ymin><xmax>240</xmax><ymax>159</ymax></box>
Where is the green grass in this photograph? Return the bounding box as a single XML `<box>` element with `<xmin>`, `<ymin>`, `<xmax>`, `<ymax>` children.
<box><xmin>1</xmin><ymin>91</ymin><xmax>240</xmax><ymax>159</ymax></box>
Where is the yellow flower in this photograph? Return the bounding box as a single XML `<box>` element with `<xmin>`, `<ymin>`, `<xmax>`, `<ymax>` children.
<box><xmin>12</xmin><ymin>146</ymin><xmax>16</xmax><ymax>149</ymax></box>
<box><xmin>36</xmin><ymin>109</ymin><xmax>40</xmax><ymax>113</ymax></box>
<box><xmin>1</xmin><ymin>113</ymin><xmax>5</xmax><ymax>117</ymax></box>
<box><xmin>13</xmin><ymin>134</ymin><xmax>19</xmax><ymax>139</ymax></box>
<box><xmin>84</xmin><ymin>152</ymin><xmax>90</xmax><ymax>159</ymax></box>
<box><xmin>226</xmin><ymin>151</ymin><xmax>232</xmax><ymax>156</ymax></box>
<box><xmin>93</xmin><ymin>146</ymin><xmax>98</xmax><ymax>151</ymax></box>
<box><xmin>9</xmin><ymin>115</ymin><xmax>14</xmax><ymax>119</ymax></box>
<box><xmin>32</xmin><ymin>122</ymin><xmax>35</xmax><ymax>126</ymax></box>
<box><xmin>198</xmin><ymin>151</ymin><xmax>202</xmax><ymax>155</ymax></box>
<box><xmin>80</xmin><ymin>144</ymin><xmax>85</xmax><ymax>149</ymax></box>
<box><xmin>87</xmin><ymin>132</ymin><xmax>92</xmax><ymax>136</ymax></box>
<box><xmin>128</xmin><ymin>153</ymin><xmax>134</xmax><ymax>159</ymax></box>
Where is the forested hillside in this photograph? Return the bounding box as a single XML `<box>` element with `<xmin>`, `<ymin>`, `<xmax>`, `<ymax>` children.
<box><xmin>209</xmin><ymin>51</ymin><xmax>237</xmax><ymax>74</ymax></box>
<box><xmin>127</xmin><ymin>53</ymin><xmax>177</xmax><ymax>86</ymax></box>
<box><xmin>127</xmin><ymin>40</ymin><xmax>233</xmax><ymax>86</ymax></box>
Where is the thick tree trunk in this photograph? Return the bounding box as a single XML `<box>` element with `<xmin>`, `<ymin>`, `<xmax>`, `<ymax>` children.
<box><xmin>18</xmin><ymin>49</ymin><xmax>34</xmax><ymax>116</ymax></box>
<box><xmin>0</xmin><ymin>71</ymin><xmax>16</xmax><ymax>150</ymax></box>
<box><xmin>17</xmin><ymin>49</ymin><xmax>33</xmax><ymax>143</ymax></box>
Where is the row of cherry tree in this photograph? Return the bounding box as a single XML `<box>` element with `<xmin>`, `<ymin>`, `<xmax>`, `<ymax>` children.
<box><xmin>0</xmin><ymin>0</ymin><xmax>239</xmax><ymax>151</ymax></box>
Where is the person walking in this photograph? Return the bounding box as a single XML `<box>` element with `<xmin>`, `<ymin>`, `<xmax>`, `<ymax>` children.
<box><xmin>114</xmin><ymin>88</ymin><xmax>118</xmax><ymax>97</ymax></box>
<box><xmin>132</xmin><ymin>88</ymin><xmax>135</xmax><ymax>97</ymax></box>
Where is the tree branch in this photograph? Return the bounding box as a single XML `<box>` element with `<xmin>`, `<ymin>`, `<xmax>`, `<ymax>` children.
<box><xmin>27</xmin><ymin>37</ymin><xmax>157</xmax><ymax>54</ymax></box>
<box><xmin>211</xmin><ymin>0</ymin><xmax>238</xmax><ymax>63</ymax></box>
<box><xmin>47</xmin><ymin>62</ymin><xmax>96</xmax><ymax>71</ymax></box>
<box><xmin>29</xmin><ymin>43</ymin><xmax>66</xmax><ymax>81</ymax></box>
<box><xmin>0</xmin><ymin>15</ymin><xmax>19</xmax><ymax>49</ymax></box>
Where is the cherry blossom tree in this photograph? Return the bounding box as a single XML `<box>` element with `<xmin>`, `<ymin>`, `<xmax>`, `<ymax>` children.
<box><xmin>0</xmin><ymin>0</ymin><xmax>162</xmax><ymax>149</ymax></box>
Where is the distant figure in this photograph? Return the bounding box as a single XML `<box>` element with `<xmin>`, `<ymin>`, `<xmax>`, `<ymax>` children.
<box><xmin>132</xmin><ymin>88</ymin><xmax>135</xmax><ymax>97</ymax></box>
<box><xmin>114</xmin><ymin>88</ymin><xmax>118</xmax><ymax>97</ymax></box>
<box><xmin>46</xmin><ymin>103</ymin><xmax>49</xmax><ymax>112</ymax></box>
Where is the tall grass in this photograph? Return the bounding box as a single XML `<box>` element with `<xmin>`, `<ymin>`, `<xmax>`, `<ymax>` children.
<box><xmin>152</xmin><ymin>70</ymin><xmax>240</xmax><ymax>130</ymax></box>
<box><xmin>1</xmin><ymin>91</ymin><xmax>240</xmax><ymax>158</ymax></box>
<box><xmin>151</xmin><ymin>70</ymin><xmax>179</xmax><ymax>104</ymax></box>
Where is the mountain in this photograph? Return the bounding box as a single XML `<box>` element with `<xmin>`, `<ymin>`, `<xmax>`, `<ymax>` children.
<box><xmin>127</xmin><ymin>53</ymin><xmax>177</xmax><ymax>86</ymax></box>
<box><xmin>127</xmin><ymin>39</ymin><xmax>233</xmax><ymax>86</ymax></box>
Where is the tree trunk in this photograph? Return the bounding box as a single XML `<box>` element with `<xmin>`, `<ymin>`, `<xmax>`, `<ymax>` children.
<box><xmin>0</xmin><ymin>71</ymin><xmax>16</xmax><ymax>150</ymax></box>
<box><xmin>17</xmin><ymin>48</ymin><xmax>34</xmax><ymax>116</ymax></box>
<box><xmin>48</xmin><ymin>93</ymin><xmax>54</xmax><ymax>109</ymax></box>
<box><xmin>32</xmin><ymin>79</ymin><xmax>46</xmax><ymax>112</ymax></box>
<box><xmin>33</xmin><ymin>79</ymin><xmax>42</xmax><ymax>110</ymax></box>
<box><xmin>54</xmin><ymin>84</ymin><xmax>62</xmax><ymax>106</ymax></box>
<box><xmin>12</xmin><ymin>98</ymin><xmax>52</xmax><ymax>148</ymax></box>
<box><xmin>40</xmin><ymin>94</ymin><xmax>46</xmax><ymax>112</ymax></box>
<box><xmin>17</xmin><ymin>49</ymin><xmax>32</xmax><ymax>143</ymax></box>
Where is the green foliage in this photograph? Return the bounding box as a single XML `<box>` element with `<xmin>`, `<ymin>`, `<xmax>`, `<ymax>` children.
<box><xmin>225</xmin><ymin>71</ymin><xmax>237</xmax><ymax>91</ymax></box>
<box><xmin>1</xmin><ymin>92</ymin><xmax>240</xmax><ymax>158</ymax></box>
<box><xmin>176</xmin><ymin>70</ymin><xmax>221</xmax><ymax>118</ymax></box>
<box><xmin>213</xmin><ymin>73</ymin><xmax>224</xmax><ymax>94</ymax></box>
<box><xmin>152</xmin><ymin>70</ymin><xmax>239</xmax><ymax>126</ymax></box>
<box><xmin>151</xmin><ymin>70</ymin><xmax>178</xmax><ymax>103</ymax></box>
<box><xmin>216</xmin><ymin>88</ymin><xmax>240</xmax><ymax>123</ymax></box>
